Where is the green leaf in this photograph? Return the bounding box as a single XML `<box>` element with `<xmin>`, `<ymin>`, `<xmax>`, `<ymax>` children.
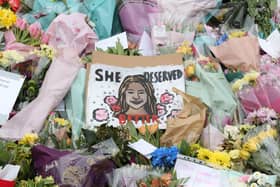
<box><xmin>179</xmin><ymin>140</ymin><xmax>191</xmax><ymax>156</ymax></box>
<box><xmin>81</xmin><ymin>128</ymin><xmax>97</xmax><ymax>146</ymax></box>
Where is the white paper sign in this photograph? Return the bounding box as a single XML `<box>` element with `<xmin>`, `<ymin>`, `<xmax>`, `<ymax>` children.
<box><xmin>258</xmin><ymin>30</ymin><xmax>280</xmax><ymax>59</ymax></box>
<box><xmin>0</xmin><ymin>164</ymin><xmax>20</xmax><ymax>181</ymax></box>
<box><xmin>86</xmin><ymin>64</ymin><xmax>184</xmax><ymax>129</ymax></box>
<box><xmin>128</xmin><ymin>139</ymin><xmax>157</xmax><ymax>158</ymax></box>
<box><xmin>0</xmin><ymin>70</ymin><xmax>25</xmax><ymax>125</ymax></box>
<box><xmin>95</xmin><ymin>32</ymin><xmax>128</xmax><ymax>51</ymax></box>
<box><xmin>175</xmin><ymin>156</ymin><xmax>223</xmax><ymax>187</ymax></box>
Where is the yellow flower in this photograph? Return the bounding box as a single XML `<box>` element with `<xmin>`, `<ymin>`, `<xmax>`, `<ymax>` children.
<box><xmin>32</xmin><ymin>44</ymin><xmax>56</xmax><ymax>59</ymax></box>
<box><xmin>229</xmin><ymin>150</ymin><xmax>240</xmax><ymax>159</ymax></box>
<box><xmin>229</xmin><ymin>31</ymin><xmax>246</xmax><ymax>39</ymax></box>
<box><xmin>137</xmin><ymin>123</ymin><xmax>159</xmax><ymax>135</ymax></box>
<box><xmin>266</xmin><ymin>129</ymin><xmax>277</xmax><ymax>137</ymax></box>
<box><xmin>209</xmin><ymin>151</ymin><xmax>231</xmax><ymax>168</ymax></box>
<box><xmin>19</xmin><ymin>133</ymin><xmax>39</xmax><ymax>145</ymax></box>
<box><xmin>0</xmin><ymin>8</ymin><xmax>17</xmax><ymax>29</ymax></box>
<box><xmin>176</xmin><ymin>41</ymin><xmax>193</xmax><ymax>55</ymax></box>
<box><xmin>185</xmin><ymin>64</ymin><xmax>195</xmax><ymax>78</ymax></box>
<box><xmin>232</xmin><ymin>79</ymin><xmax>247</xmax><ymax>92</ymax></box>
<box><xmin>196</xmin><ymin>24</ymin><xmax>204</xmax><ymax>32</ymax></box>
<box><xmin>257</xmin><ymin>131</ymin><xmax>268</xmax><ymax>141</ymax></box>
<box><xmin>190</xmin><ymin>144</ymin><xmax>201</xmax><ymax>152</ymax></box>
<box><xmin>242</xmin><ymin>140</ymin><xmax>259</xmax><ymax>153</ymax></box>
<box><xmin>243</xmin><ymin>71</ymin><xmax>260</xmax><ymax>82</ymax></box>
<box><xmin>197</xmin><ymin>148</ymin><xmax>213</xmax><ymax>161</ymax></box>
<box><xmin>240</xmin><ymin>150</ymin><xmax>250</xmax><ymax>160</ymax></box>
<box><xmin>0</xmin><ymin>50</ymin><xmax>25</xmax><ymax>67</ymax></box>
<box><xmin>54</xmin><ymin>118</ymin><xmax>70</xmax><ymax>127</ymax></box>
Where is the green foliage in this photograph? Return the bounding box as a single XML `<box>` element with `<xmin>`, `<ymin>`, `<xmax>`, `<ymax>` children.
<box><xmin>96</xmin><ymin>39</ymin><xmax>141</xmax><ymax>56</ymax></box>
<box><xmin>0</xmin><ymin>141</ymin><xmax>34</xmax><ymax>181</ymax></box>
<box><xmin>178</xmin><ymin>140</ymin><xmax>191</xmax><ymax>156</ymax></box>
<box><xmin>16</xmin><ymin>176</ymin><xmax>58</xmax><ymax>187</ymax></box>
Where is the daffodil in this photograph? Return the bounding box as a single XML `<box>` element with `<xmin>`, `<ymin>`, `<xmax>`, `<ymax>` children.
<box><xmin>0</xmin><ymin>8</ymin><xmax>17</xmax><ymax>29</ymax></box>
<box><xmin>54</xmin><ymin>118</ymin><xmax>70</xmax><ymax>127</ymax></box>
<box><xmin>185</xmin><ymin>64</ymin><xmax>195</xmax><ymax>78</ymax></box>
<box><xmin>19</xmin><ymin>133</ymin><xmax>39</xmax><ymax>145</ymax></box>
<box><xmin>232</xmin><ymin>79</ymin><xmax>247</xmax><ymax>92</ymax></box>
<box><xmin>243</xmin><ymin>71</ymin><xmax>260</xmax><ymax>82</ymax></box>
<box><xmin>176</xmin><ymin>41</ymin><xmax>193</xmax><ymax>55</ymax></box>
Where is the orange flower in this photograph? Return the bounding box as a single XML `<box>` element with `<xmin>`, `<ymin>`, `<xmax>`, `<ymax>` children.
<box><xmin>137</xmin><ymin>123</ymin><xmax>159</xmax><ymax>135</ymax></box>
<box><xmin>161</xmin><ymin>173</ymin><xmax>172</xmax><ymax>186</ymax></box>
<box><xmin>151</xmin><ymin>178</ymin><xmax>160</xmax><ymax>187</ymax></box>
<box><xmin>139</xmin><ymin>182</ymin><xmax>147</xmax><ymax>187</ymax></box>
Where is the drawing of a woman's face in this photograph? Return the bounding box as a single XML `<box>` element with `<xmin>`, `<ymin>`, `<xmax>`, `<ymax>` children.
<box><xmin>125</xmin><ymin>82</ymin><xmax>147</xmax><ymax>110</ymax></box>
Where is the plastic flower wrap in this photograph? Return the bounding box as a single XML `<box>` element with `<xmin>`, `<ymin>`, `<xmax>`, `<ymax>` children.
<box><xmin>237</xmin><ymin>71</ymin><xmax>280</xmax><ymax>114</ymax></box>
<box><xmin>243</xmin><ymin>125</ymin><xmax>280</xmax><ymax>178</ymax></box>
<box><xmin>151</xmin><ymin>146</ymin><xmax>178</xmax><ymax>169</ymax></box>
<box><xmin>232</xmin><ymin>71</ymin><xmax>260</xmax><ymax>92</ymax></box>
<box><xmin>197</xmin><ymin>56</ymin><xmax>220</xmax><ymax>73</ymax></box>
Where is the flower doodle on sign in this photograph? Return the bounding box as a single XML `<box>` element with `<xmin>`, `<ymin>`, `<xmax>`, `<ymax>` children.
<box><xmin>92</xmin><ymin>108</ymin><xmax>109</xmax><ymax>122</ymax></box>
<box><xmin>157</xmin><ymin>104</ymin><xmax>167</xmax><ymax>117</ymax></box>
<box><xmin>160</xmin><ymin>92</ymin><xmax>174</xmax><ymax>105</ymax></box>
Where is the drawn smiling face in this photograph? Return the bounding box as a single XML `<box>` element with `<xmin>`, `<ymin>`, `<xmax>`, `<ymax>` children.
<box><xmin>125</xmin><ymin>82</ymin><xmax>147</xmax><ymax>110</ymax></box>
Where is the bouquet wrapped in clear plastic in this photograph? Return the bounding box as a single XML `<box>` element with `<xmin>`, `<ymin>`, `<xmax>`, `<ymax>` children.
<box><xmin>243</xmin><ymin>125</ymin><xmax>280</xmax><ymax>178</ymax></box>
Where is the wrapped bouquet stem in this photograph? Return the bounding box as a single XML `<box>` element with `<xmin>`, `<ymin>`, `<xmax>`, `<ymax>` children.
<box><xmin>0</xmin><ymin>48</ymin><xmax>82</xmax><ymax>140</ymax></box>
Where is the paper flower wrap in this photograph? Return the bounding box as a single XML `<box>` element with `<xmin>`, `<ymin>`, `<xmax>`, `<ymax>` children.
<box><xmin>0</xmin><ymin>13</ymin><xmax>97</xmax><ymax>140</ymax></box>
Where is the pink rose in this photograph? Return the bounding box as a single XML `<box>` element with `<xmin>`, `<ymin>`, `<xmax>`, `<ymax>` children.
<box><xmin>160</xmin><ymin>92</ymin><xmax>174</xmax><ymax>104</ymax></box>
<box><xmin>157</xmin><ymin>104</ymin><xmax>166</xmax><ymax>116</ymax></box>
<box><xmin>28</xmin><ymin>22</ymin><xmax>42</xmax><ymax>38</ymax></box>
<box><xmin>93</xmin><ymin>108</ymin><xmax>109</xmax><ymax>122</ymax></box>
<box><xmin>41</xmin><ymin>32</ymin><xmax>50</xmax><ymax>44</ymax></box>
<box><xmin>104</xmin><ymin>96</ymin><xmax>118</xmax><ymax>106</ymax></box>
<box><xmin>15</xmin><ymin>18</ymin><xmax>27</xmax><ymax>30</ymax></box>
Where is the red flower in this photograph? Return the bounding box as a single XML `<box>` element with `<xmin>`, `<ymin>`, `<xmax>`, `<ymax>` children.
<box><xmin>0</xmin><ymin>0</ymin><xmax>6</xmax><ymax>5</ymax></box>
<box><xmin>111</xmin><ymin>104</ymin><xmax>121</xmax><ymax>112</ymax></box>
<box><xmin>8</xmin><ymin>0</ymin><xmax>20</xmax><ymax>12</ymax></box>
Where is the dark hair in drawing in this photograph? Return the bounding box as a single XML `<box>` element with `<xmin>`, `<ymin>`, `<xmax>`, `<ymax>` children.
<box><xmin>114</xmin><ymin>74</ymin><xmax>157</xmax><ymax>116</ymax></box>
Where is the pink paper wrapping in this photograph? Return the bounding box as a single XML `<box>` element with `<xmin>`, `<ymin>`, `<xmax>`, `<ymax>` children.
<box><xmin>4</xmin><ymin>30</ymin><xmax>35</xmax><ymax>52</ymax></box>
<box><xmin>0</xmin><ymin>13</ymin><xmax>97</xmax><ymax>140</ymax></box>
<box><xmin>200</xmin><ymin>124</ymin><xmax>225</xmax><ymax>151</ymax></box>
<box><xmin>0</xmin><ymin>48</ymin><xmax>82</xmax><ymax>140</ymax></box>
<box><xmin>210</xmin><ymin>36</ymin><xmax>260</xmax><ymax>72</ymax></box>
<box><xmin>46</xmin><ymin>13</ymin><xmax>98</xmax><ymax>54</ymax></box>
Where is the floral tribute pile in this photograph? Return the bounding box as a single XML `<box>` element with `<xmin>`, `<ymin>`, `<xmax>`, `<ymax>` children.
<box><xmin>1</xmin><ymin>0</ymin><xmax>280</xmax><ymax>187</ymax></box>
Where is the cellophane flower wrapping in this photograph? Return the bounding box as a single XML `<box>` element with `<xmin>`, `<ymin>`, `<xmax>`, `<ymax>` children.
<box><xmin>244</xmin><ymin>125</ymin><xmax>280</xmax><ymax>178</ymax></box>
<box><xmin>238</xmin><ymin>62</ymin><xmax>280</xmax><ymax>114</ymax></box>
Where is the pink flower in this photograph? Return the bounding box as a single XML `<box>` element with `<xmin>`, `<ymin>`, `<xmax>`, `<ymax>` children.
<box><xmin>15</xmin><ymin>18</ymin><xmax>27</xmax><ymax>30</ymax></box>
<box><xmin>239</xmin><ymin>175</ymin><xmax>250</xmax><ymax>183</ymax></box>
<box><xmin>104</xmin><ymin>96</ymin><xmax>118</xmax><ymax>106</ymax></box>
<box><xmin>41</xmin><ymin>32</ymin><xmax>50</xmax><ymax>44</ymax></box>
<box><xmin>157</xmin><ymin>104</ymin><xmax>167</xmax><ymax>116</ymax></box>
<box><xmin>160</xmin><ymin>92</ymin><xmax>174</xmax><ymax>105</ymax></box>
<box><xmin>8</xmin><ymin>0</ymin><xmax>20</xmax><ymax>12</ymax></box>
<box><xmin>28</xmin><ymin>22</ymin><xmax>42</xmax><ymax>38</ymax></box>
<box><xmin>93</xmin><ymin>108</ymin><xmax>109</xmax><ymax>122</ymax></box>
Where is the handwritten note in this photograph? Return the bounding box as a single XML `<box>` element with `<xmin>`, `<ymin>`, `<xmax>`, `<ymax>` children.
<box><xmin>0</xmin><ymin>70</ymin><xmax>25</xmax><ymax>125</ymax></box>
<box><xmin>95</xmin><ymin>32</ymin><xmax>128</xmax><ymax>51</ymax></box>
<box><xmin>128</xmin><ymin>139</ymin><xmax>157</xmax><ymax>159</ymax></box>
<box><xmin>175</xmin><ymin>155</ymin><xmax>223</xmax><ymax>187</ymax></box>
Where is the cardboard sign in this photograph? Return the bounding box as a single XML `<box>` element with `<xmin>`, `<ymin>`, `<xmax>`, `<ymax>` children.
<box><xmin>0</xmin><ymin>70</ymin><xmax>25</xmax><ymax>125</ymax></box>
<box><xmin>85</xmin><ymin>52</ymin><xmax>184</xmax><ymax>129</ymax></box>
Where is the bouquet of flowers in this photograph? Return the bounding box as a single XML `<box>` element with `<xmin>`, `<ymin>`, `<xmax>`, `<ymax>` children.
<box><xmin>243</xmin><ymin>125</ymin><xmax>280</xmax><ymax>178</ymax></box>
<box><xmin>244</xmin><ymin>108</ymin><xmax>278</xmax><ymax>126</ymax></box>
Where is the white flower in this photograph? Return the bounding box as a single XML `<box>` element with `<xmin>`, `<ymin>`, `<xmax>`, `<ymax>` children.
<box><xmin>248</xmin><ymin>175</ymin><xmax>255</xmax><ymax>183</ymax></box>
<box><xmin>257</xmin><ymin>178</ymin><xmax>266</xmax><ymax>185</ymax></box>
<box><xmin>252</xmin><ymin>172</ymin><xmax>262</xmax><ymax>180</ymax></box>
<box><xmin>224</xmin><ymin>125</ymin><xmax>240</xmax><ymax>140</ymax></box>
<box><xmin>250</xmin><ymin>183</ymin><xmax>259</xmax><ymax>187</ymax></box>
